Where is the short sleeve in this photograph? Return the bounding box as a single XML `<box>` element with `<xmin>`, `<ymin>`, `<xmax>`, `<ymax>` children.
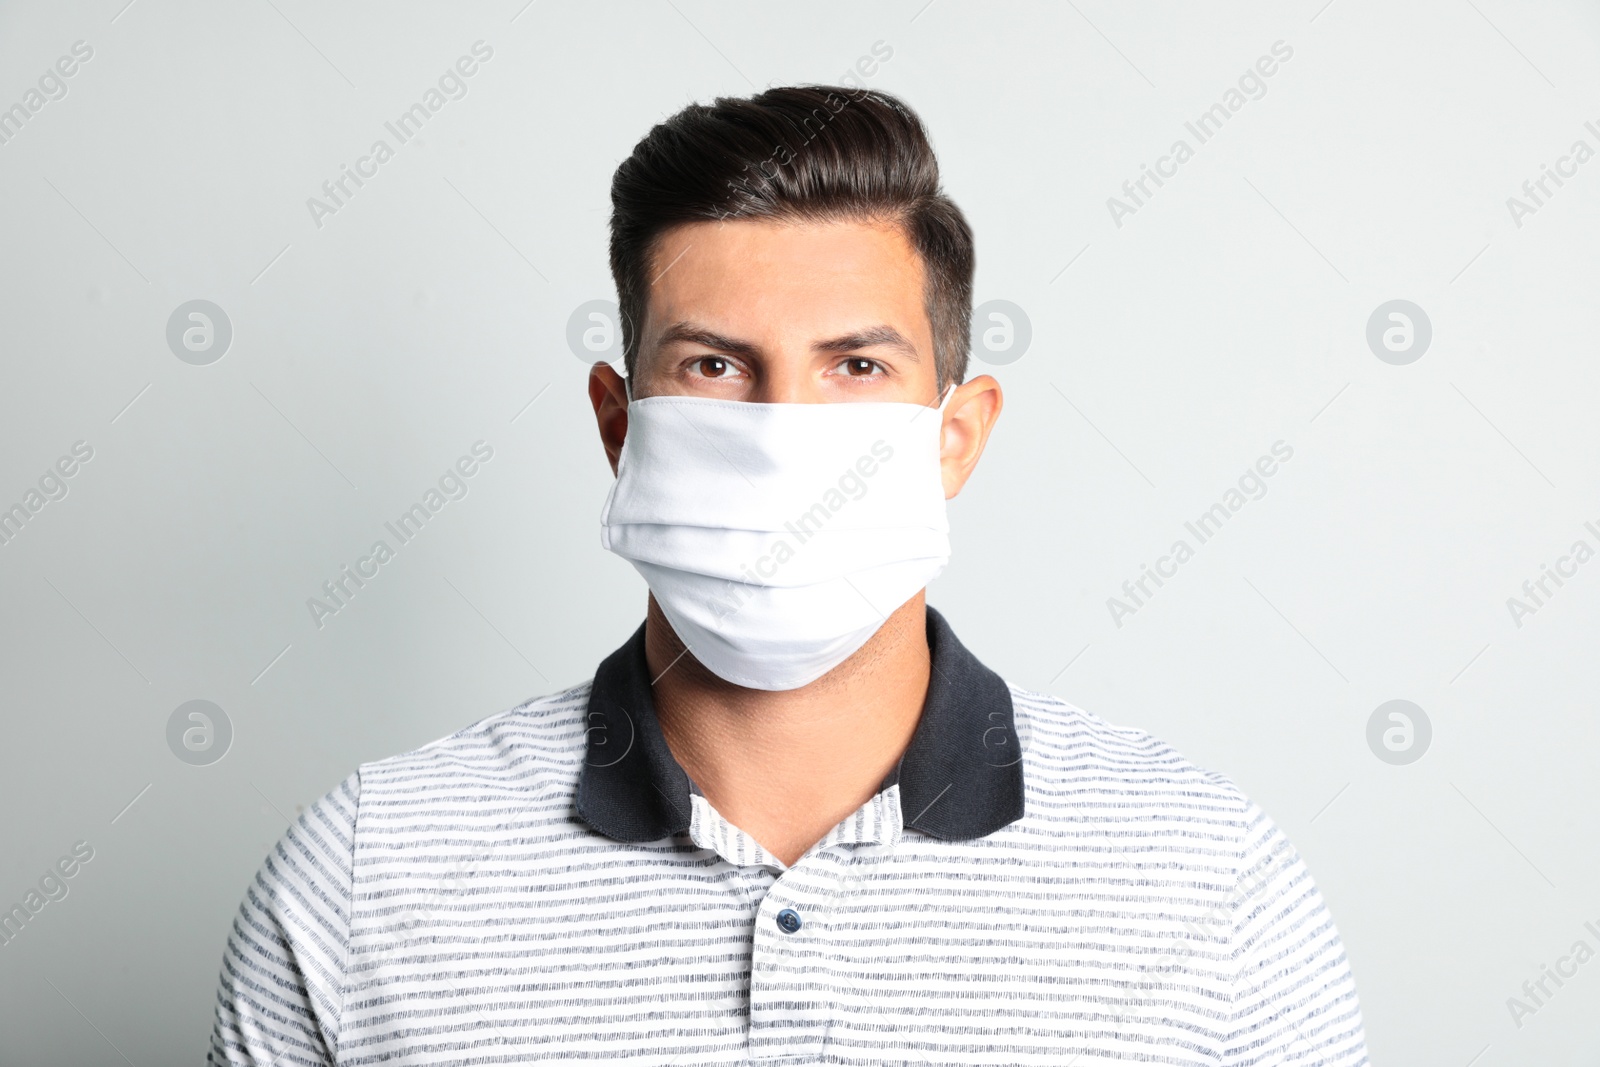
<box><xmin>1223</xmin><ymin>802</ymin><xmax>1369</xmax><ymax>1065</ymax></box>
<box><xmin>208</xmin><ymin>773</ymin><xmax>359</xmax><ymax>1066</ymax></box>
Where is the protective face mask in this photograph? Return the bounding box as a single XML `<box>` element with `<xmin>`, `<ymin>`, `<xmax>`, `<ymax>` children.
<box><xmin>601</xmin><ymin>389</ymin><xmax>951</xmax><ymax>690</ymax></box>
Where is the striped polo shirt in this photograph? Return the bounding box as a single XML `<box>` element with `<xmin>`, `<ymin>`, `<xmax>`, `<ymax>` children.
<box><xmin>209</xmin><ymin>609</ymin><xmax>1368</xmax><ymax>1065</ymax></box>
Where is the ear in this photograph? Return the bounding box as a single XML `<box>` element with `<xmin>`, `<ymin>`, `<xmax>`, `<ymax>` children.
<box><xmin>588</xmin><ymin>362</ymin><xmax>630</xmax><ymax>476</ymax></box>
<box><xmin>939</xmin><ymin>374</ymin><xmax>1003</xmax><ymax>499</ymax></box>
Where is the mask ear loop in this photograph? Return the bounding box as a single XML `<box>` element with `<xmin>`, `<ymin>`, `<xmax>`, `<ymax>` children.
<box><xmin>906</xmin><ymin>381</ymin><xmax>957</xmax><ymax>429</ymax></box>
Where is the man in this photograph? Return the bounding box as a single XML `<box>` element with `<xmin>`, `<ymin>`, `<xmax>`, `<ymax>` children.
<box><xmin>210</xmin><ymin>86</ymin><xmax>1368</xmax><ymax>1064</ymax></box>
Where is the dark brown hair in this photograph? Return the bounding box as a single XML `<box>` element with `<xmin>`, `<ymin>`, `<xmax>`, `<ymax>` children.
<box><xmin>609</xmin><ymin>85</ymin><xmax>974</xmax><ymax>390</ymax></box>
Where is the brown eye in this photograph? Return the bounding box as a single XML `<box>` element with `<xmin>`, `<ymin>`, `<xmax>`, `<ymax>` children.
<box><xmin>844</xmin><ymin>358</ymin><xmax>878</xmax><ymax>376</ymax></box>
<box><xmin>697</xmin><ymin>357</ymin><xmax>730</xmax><ymax>378</ymax></box>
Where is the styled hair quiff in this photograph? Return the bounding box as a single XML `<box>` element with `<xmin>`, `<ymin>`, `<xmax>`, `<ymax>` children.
<box><xmin>608</xmin><ymin>85</ymin><xmax>974</xmax><ymax>391</ymax></box>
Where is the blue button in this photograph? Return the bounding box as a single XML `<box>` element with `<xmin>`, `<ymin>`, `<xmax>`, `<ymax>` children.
<box><xmin>775</xmin><ymin>908</ymin><xmax>802</xmax><ymax>934</ymax></box>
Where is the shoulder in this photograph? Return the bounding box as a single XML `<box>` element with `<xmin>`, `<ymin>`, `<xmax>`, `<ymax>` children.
<box><xmin>355</xmin><ymin>681</ymin><xmax>593</xmax><ymax>795</ymax></box>
<box><xmin>1002</xmin><ymin>685</ymin><xmax>1339</xmax><ymax>949</ymax></box>
<box><xmin>265</xmin><ymin>681</ymin><xmax>595</xmax><ymax>870</ymax></box>
<box><xmin>212</xmin><ymin>685</ymin><xmax>593</xmax><ymax>1063</ymax></box>
<box><xmin>1006</xmin><ymin>683</ymin><xmax>1260</xmax><ymax>845</ymax></box>
<box><xmin>1009</xmin><ymin>683</ymin><xmax>1247</xmax><ymax>799</ymax></box>
<box><xmin>342</xmin><ymin>682</ymin><xmax>596</xmax><ymax>853</ymax></box>
<box><xmin>246</xmin><ymin>681</ymin><xmax>595</xmax><ymax>925</ymax></box>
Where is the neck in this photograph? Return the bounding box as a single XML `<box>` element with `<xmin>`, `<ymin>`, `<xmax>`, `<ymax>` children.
<box><xmin>645</xmin><ymin>593</ymin><xmax>931</xmax><ymax>866</ymax></box>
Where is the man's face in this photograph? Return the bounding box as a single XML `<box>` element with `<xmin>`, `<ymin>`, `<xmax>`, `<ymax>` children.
<box><xmin>630</xmin><ymin>218</ymin><xmax>940</xmax><ymax>405</ymax></box>
<box><xmin>589</xmin><ymin>215</ymin><xmax>1001</xmax><ymax>499</ymax></box>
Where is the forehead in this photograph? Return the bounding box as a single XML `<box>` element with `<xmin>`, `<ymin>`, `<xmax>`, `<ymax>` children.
<box><xmin>642</xmin><ymin>217</ymin><xmax>928</xmax><ymax>339</ymax></box>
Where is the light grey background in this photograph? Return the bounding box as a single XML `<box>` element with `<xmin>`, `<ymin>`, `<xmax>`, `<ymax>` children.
<box><xmin>2</xmin><ymin>0</ymin><xmax>1597</xmax><ymax>1062</ymax></box>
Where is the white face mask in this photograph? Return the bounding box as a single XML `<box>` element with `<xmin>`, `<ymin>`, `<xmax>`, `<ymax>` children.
<box><xmin>601</xmin><ymin>389</ymin><xmax>951</xmax><ymax>690</ymax></box>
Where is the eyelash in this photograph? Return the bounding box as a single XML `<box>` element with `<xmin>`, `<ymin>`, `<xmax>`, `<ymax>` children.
<box><xmin>689</xmin><ymin>356</ymin><xmax>743</xmax><ymax>379</ymax></box>
<box><xmin>835</xmin><ymin>357</ymin><xmax>884</xmax><ymax>377</ymax></box>
<box><xmin>684</xmin><ymin>356</ymin><xmax>887</xmax><ymax>379</ymax></box>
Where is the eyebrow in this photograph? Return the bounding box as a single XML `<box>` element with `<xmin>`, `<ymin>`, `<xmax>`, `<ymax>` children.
<box><xmin>655</xmin><ymin>322</ymin><xmax>759</xmax><ymax>358</ymax></box>
<box><xmin>813</xmin><ymin>325</ymin><xmax>921</xmax><ymax>361</ymax></box>
<box><xmin>654</xmin><ymin>321</ymin><xmax>921</xmax><ymax>361</ymax></box>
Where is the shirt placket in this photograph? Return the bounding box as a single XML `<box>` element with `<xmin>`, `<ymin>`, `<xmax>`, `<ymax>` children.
<box><xmin>745</xmin><ymin>850</ymin><xmax>849</xmax><ymax>1062</ymax></box>
<box><xmin>689</xmin><ymin>787</ymin><xmax>904</xmax><ymax>1063</ymax></box>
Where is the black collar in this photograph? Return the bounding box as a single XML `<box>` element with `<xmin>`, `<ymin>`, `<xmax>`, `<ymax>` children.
<box><xmin>575</xmin><ymin>607</ymin><xmax>1025</xmax><ymax>844</ymax></box>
